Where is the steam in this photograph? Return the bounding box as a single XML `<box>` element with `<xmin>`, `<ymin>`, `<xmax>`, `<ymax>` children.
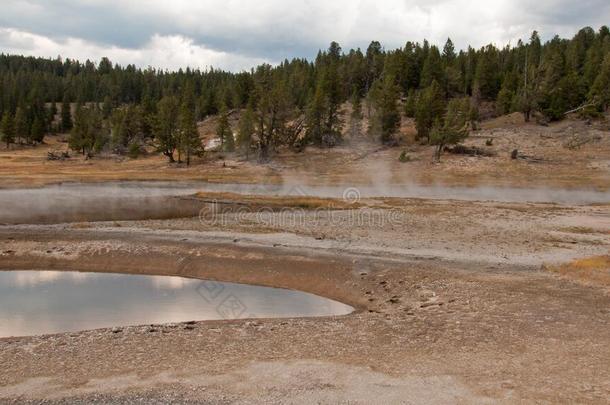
<box><xmin>0</xmin><ymin>180</ymin><xmax>608</xmax><ymax>225</ymax></box>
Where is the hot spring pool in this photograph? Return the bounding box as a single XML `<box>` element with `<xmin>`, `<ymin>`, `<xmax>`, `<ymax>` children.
<box><xmin>0</xmin><ymin>270</ymin><xmax>353</xmax><ymax>338</ymax></box>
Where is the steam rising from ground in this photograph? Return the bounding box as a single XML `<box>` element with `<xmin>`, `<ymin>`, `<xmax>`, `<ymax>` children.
<box><xmin>0</xmin><ymin>180</ymin><xmax>608</xmax><ymax>224</ymax></box>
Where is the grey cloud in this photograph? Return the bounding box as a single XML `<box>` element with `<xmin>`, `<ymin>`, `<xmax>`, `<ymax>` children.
<box><xmin>0</xmin><ymin>0</ymin><xmax>609</xmax><ymax>70</ymax></box>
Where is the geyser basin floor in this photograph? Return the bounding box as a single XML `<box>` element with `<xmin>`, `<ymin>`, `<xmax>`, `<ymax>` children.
<box><xmin>0</xmin><ymin>270</ymin><xmax>353</xmax><ymax>338</ymax></box>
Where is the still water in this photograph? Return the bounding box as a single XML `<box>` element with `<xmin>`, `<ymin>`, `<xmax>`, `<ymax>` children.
<box><xmin>0</xmin><ymin>271</ymin><xmax>353</xmax><ymax>338</ymax></box>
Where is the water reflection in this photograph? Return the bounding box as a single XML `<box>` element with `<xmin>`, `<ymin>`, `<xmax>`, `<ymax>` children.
<box><xmin>0</xmin><ymin>271</ymin><xmax>353</xmax><ymax>338</ymax></box>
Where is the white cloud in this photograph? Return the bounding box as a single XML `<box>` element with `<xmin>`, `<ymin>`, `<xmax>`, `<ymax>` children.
<box><xmin>0</xmin><ymin>28</ymin><xmax>269</xmax><ymax>71</ymax></box>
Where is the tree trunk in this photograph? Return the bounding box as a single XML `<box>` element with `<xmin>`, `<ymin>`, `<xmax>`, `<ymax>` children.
<box><xmin>164</xmin><ymin>150</ymin><xmax>175</xmax><ymax>163</ymax></box>
<box><xmin>435</xmin><ymin>142</ymin><xmax>444</xmax><ymax>162</ymax></box>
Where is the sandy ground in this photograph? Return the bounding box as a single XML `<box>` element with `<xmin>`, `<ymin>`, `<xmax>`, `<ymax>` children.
<box><xmin>0</xmin><ymin>115</ymin><xmax>609</xmax><ymax>403</ymax></box>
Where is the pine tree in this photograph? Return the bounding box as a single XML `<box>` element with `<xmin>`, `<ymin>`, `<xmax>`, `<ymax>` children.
<box><xmin>420</xmin><ymin>46</ymin><xmax>445</xmax><ymax>89</ymax></box>
<box><xmin>178</xmin><ymin>103</ymin><xmax>204</xmax><ymax>166</ymax></box>
<box><xmin>237</xmin><ymin>104</ymin><xmax>255</xmax><ymax>158</ymax></box>
<box><xmin>415</xmin><ymin>81</ymin><xmax>446</xmax><ymax>142</ymax></box>
<box><xmin>153</xmin><ymin>96</ymin><xmax>179</xmax><ymax>162</ymax></box>
<box><xmin>351</xmin><ymin>88</ymin><xmax>363</xmax><ymax>120</ymax></box>
<box><xmin>216</xmin><ymin>105</ymin><xmax>234</xmax><ymax>152</ymax></box>
<box><xmin>404</xmin><ymin>89</ymin><xmax>418</xmax><ymax>118</ymax></box>
<box><xmin>61</xmin><ymin>94</ymin><xmax>72</xmax><ymax>132</ymax></box>
<box><xmin>102</xmin><ymin>96</ymin><xmax>113</xmax><ymax>119</ymax></box>
<box><xmin>69</xmin><ymin>106</ymin><xmax>105</xmax><ymax>156</ymax></box>
<box><xmin>589</xmin><ymin>53</ymin><xmax>610</xmax><ymax>111</ymax></box>
<box><xmin>1</xmin><ymin>112</ymin><xmax>15</xmax><ymax>148</ymax></box>
<box><xmin>111</xmin><ymin>105</ymin><xmax>144</xmax><ymax>152</ymax></box>
<box><xmin>14</xmin><ymin>107</ymin><xmax>29</xmax><ymax>144</ymax></box>
<box><xmin>253</xmin><ymin>66</ymin><xmax>292</xmax><ymax>161</ymax></box>
<box><xmin>30</xmin><ymin>116</ymin><xmax>45</xmax><ymax>144</ymax></box>
<box><xmin>442</xmin><ymin>38</ymin><xmax>456</xmax><ymax>63</ymax></box>
<box><xmin>318</xmin><ymin>42</ymin><xmax>344</xmax><ymax>146</ymax></box>
<box><xmin>430</xmin><ymin>97</ymin><xmax>471</xmax><ymax>161</ymax></box>
<box><xmin>473</xmin><ymin>45</ymin><xmax>500</xmax><ymax>100</ymax></box>
<box><xmin>305</xmin><ymin>83</ymin><xmax>325</xmax><ymax>145</ymax></box>
<box><xmin>496</xmin><ymin>75</ymin><xmax>517</xmax><ymax>116</ymax></box>
<box><xmin>369</xmin><ymin>73</ymin><xmax>401</xmax><ymax>144</ymax></box>
<box><xmin>529</xmin><ymin>31</ymin><xmax>542</xmax><ymax>68</ymax></box>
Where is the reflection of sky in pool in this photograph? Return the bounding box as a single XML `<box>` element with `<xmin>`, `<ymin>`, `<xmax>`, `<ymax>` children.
<box><xmin>0</xmin><ymin>271</ymin><xmax>353</xmax><ymax>338</ymax></box>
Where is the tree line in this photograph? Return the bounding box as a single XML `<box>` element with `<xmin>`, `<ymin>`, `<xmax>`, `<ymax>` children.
<box><xmin>0</xmin><ymin>26</ymin><xmax>608</xmax><ymax>161</ymax></box>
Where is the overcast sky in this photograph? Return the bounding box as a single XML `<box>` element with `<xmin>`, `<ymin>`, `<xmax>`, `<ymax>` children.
<box><xmin>1</xmin><ymin>0</ymin><xmax>609</xmax><ymax>71</ymax></box>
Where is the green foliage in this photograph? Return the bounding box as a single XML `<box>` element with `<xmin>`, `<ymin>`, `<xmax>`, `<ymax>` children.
<box><xmin>415</xmin><ymin>81</ymin><xmax>446</xmax><ymax>142</ymax></box>
<box><xmin>69</xmin><ymin>106</ymin><xmax>106</xmax><ymax>156</ymax></box>
<box><xmin>61</xmin><ymin>94</ymin><xmax>72</xmax><ymax>132</ymax></box>
<box><xmin>30</xmin><ymin>116</ymin><xmax>45</xmax><ymax>143</ymax></box>
<box><xmin>1</xmin><ymin>112</ymin><xmax>15</xmax><ymax>148</ymax></box>
<box><xmin>442</xmin><ymin>38</ymin><xmax>456</xmax><ymax>62</ymax></box>
<box><xmin>404</xmin><ymin>90</ymin><xmax>418</xmax><ymax>118</ymax></box>
<box><xmin>350</xmin><ymin>88</ymin><xmax>363</xmax><ymax>120</ymax></box>
<box><xmin>305</xmin><ymin>42</ymin><xmax>344</xmax><ymax>147</ymax></box>
<box><xmin>420</xmin><ymin>46</ymin><xmax>444</xmax><ymax>89</ymax></box>
<box><xmin>111</xmin><ymin>104</ymin><xmax>144</xmax><ymax>151</ymax></box>
<box><xmin>368</xmin><ymin>73</ymin><xmax>401</xmax><ymax>144</ymax></box>
<box><xmin>178</xmin><ymin>103</ymin><xmax>204</xmax><ymax>165</ymax></box>
<box><xmin>14</xmin><ymin>107</ymin><xmax>29</xmax><ymax>144</ymax></box>
<box><xmin>398</xmin><ymin>150</ymin><xmax>411</xmax><ymax>162</ymax></box>
<box><xmin>430</xmin><ymin>97</ymin><xmax>472</xmax><ymax>161</ymax></box>
<box><xmin>496</xmin><ymin>74</ymin><xmax>518</xmax><ymax>116</ymax></box>
<box><xmin>589</xmin><ymin>53</ymin><xmax>610</xmax><ymax>111</ymax></box>
<box><xmin>305</xmin><ymin>83</ymin><xmax>325</xmax><ymax>144</ymax></box>
<box><xmin>128</xmin><ymin>142</ymin><xmax>141</xmax><ymax>159</ymax></box>
<box><xmin>153</xmin><ymin>96</ymin><xmax>180</xmax><ymax>162</ymax></box>
<box><xmin>102</xmin><ymin>96</ymin><xmax>113</xmax><ymax>119</ymax></box>
<box><xmin>216</xmin><ymin>106</ymin><xmax>234</xmax><ymax>152</ymax></box>
<box><xmin>473</xmin><ymin>45</ymin><xmax>501</xmax><ymax>100</ymax></box>
<box><xmin>252</xmin><ymin>64</ymin><xmax>292</xmax><ymax>160</ymax></box>
<box><xmin>237</xmin><ymin>105</ymin><xmax>255</xmax><ymax>157</ymax></box>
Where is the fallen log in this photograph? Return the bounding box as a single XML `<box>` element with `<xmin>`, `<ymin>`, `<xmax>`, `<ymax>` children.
<box><xmin>511</xmin><ymin>149</ymin><xmax>549</xmax><ymax>163</ymax></box>
<box><xmin>564</xmin><ymin>103</ymin><xmax>596</xmax><ymax>116</ymax></box>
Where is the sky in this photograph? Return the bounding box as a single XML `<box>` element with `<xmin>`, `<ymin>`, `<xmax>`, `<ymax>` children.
<box><xmin>0</xmin><ymin>0</ymin><xmax>609</xmax><ymax>72</ymax></box>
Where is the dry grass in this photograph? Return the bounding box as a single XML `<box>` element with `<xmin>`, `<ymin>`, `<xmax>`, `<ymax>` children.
<box><xmin>545</xmin><ymin>256</ymin><xmax>610</xmax><ymax>288</ymax></box>
<box><xmin>193</xmin><ymin>192</ymin><xmax>361</xmax><ymax>210</ymax></box>
<box><xmin>0</xmin><ymin>135</ymin><xmax>278</xmax><ymax>187</ymax></box>
<box><xmin>70</xmin><ymin>222</ymin><xmax>93</xmax><ymax>229</ymax></box>
<box><xmin>559</xmin><ymin>226</ymin><xmax>610</xmax><ymax>235</ymax></box>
